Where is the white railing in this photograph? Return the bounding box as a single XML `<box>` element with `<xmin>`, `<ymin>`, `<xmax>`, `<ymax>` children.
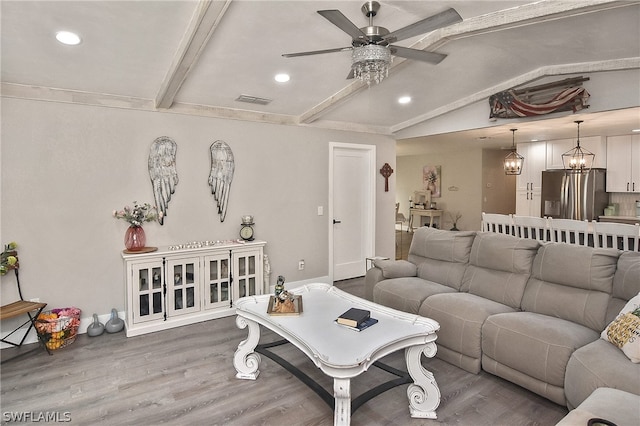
<box><xmin>481</xmin><ymin>212</ymin><xmax>640</xmax><ymax>251</ymax></box>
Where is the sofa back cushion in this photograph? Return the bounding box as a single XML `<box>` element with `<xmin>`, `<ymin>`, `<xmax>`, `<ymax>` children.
<box><xmin>407</xmin><ymin>227</ymin><xmax>476</xmax><ymax>291</ymax></box>
<box><xmin>461</xmin><ymin>232</ymin><xmax>540</xmax><ymax>308</ymax></box>
<box><xmin>606</xmin><ymin>251</ymin><xmax>640</xmax><ymax>324</ymax></box>
<box><xmin>521</xmin><ymin>243</ymin><xmax>620</xmax><ymax>331</ymax></box>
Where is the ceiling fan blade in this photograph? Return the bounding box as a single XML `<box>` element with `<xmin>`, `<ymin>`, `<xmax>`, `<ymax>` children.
<box><xmin>383</xmin><ymin>8</ymin><xmax>462</xmax><ymax>43</ymax></box>
<box><xmin>390</xmin><ymin>45</ymin><xmax>447</xmax><ymax>64</ymax></box>
<box><xmin>318</xmin><ymin>9</ymin><xmax>368</xmax><ymax>42</ymax></box>
<box><xmin>283</xmin><ymin>47</ymin><xmax>352</xmax><ymax>58</ymax></box>
<box><xmin>346</xmin><ymin>69</ymin><xmax>354</xmax><ymax>80</ymax></box>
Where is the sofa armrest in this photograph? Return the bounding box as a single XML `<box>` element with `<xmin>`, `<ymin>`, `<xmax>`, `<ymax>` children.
<box><xmin>374</xmin><ymin>259</ymin><xmax>418</xmax><ymax>279</ymax></box>
<box><xmin>364</xmin><ymin>260</ymin><xmax>417</xmax><ymax>301</ymax></box>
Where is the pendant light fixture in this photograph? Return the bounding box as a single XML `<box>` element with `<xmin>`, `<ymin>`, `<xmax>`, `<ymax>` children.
<box><xmin>504</xmin><ymin>128</ymin><xmax>524</xmax><ymax>175</ymax></box>
<box><xmin>562</xmin><ymin>120</ymin><xmax>594</xmax><ymax>173</ymax></box>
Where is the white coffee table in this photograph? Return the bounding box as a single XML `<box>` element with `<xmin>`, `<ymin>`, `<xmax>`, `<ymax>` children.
<box><xmin>233</xmin><ymin>283</ymin><xmax>441</xmax><ymax>425</ymax></box>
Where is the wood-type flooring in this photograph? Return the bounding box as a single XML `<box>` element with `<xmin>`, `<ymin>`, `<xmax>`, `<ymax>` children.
<box><xmin>0</xmin><ymin>278</ymin><xmax>568</xmax><ymax>425</ymax></box>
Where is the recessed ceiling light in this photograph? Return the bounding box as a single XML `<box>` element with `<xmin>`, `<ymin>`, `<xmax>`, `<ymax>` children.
<box><xmin>398</xmin><ymin>96</ymin><xmax>411</xmax><ymax>104</ymax></box>
<box><xmin>56</xmin><ymin>31</ymin><xmax>81</xmax><ymax>45</ymax></box>
<box><xmin>275</xmin><ymin>73</ymin><xmax>290</xmax><ymax>83</ymax></box>
<box><xmin>632</xmin><ymin>129</ymin><xmax>640</xmax><ymax>133</ymax></box>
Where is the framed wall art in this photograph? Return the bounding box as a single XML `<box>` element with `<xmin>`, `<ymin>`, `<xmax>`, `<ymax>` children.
<box><xmin>423</xmin><ymin>165</ymin><xmax>441</xmax><ymax>198</ymax></box>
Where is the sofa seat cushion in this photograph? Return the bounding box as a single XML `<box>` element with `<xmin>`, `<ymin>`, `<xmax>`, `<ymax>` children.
<box><xmin>419</xmin><ymin>293</ymin><xmax>516</xmax><ymax>374</ymax></box>
<box><xmin>482</xmin><ymin>312</ymin><xmax>599</xmax><ymax>404</ymax></box>
<box><xmin>373</xmin><ymin>277</ymin><xmax>456</xmax><ymax>314</ymax></box>
<box><xmin>564</xmin><ymin>339</ymin><xmax>640</xmax><ymax>410</ymax></box>
<box><xmin>556</xmin><ymin>387</ymin><xmax>640</xmax><ymax>426</ymax></box>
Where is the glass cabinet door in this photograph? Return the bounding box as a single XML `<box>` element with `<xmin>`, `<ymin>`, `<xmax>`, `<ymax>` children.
<box><xmin>233</xmin><ymin>249</ymin><xmax>262</xmax><ymax>301</ymax></box>
<box><xmin>203</xmin><ymin>253</ymin><xmax>231</xmax><ymax>310</ymax></box>
<box><xmin>166</xmin><ymin>257</ymin><xmax>200</xmax><ymax>316</ymax></box>
<box><xmin>132</xmin><ymin>261</ymin><xmax>165</xmax><ymax>323</ymax></box>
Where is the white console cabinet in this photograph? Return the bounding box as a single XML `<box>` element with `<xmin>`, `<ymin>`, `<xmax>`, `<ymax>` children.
<box><xmin>122</xmin><ymin>240</ymin><xmax>265</xmax><ymax>337</ymax></box>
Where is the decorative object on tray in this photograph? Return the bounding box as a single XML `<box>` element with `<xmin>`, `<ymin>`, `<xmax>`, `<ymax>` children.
<box><xmin>267</xmin><ymin>292</ymin><xmax>303</xmax><ymax>315</ymax></box>
<box><xmin>336</xmin><ymin>307</ymin><xmax>370</xmax><ymax>327</ymax></box>
<box><xmin>379</xmin><ymin>162</ymin><xmax>393</xmax><ymax>192</ymax></box>
<box><xmin>208</xmin><ymin>140</ymin><xmax>235</xmax><ymax>222</ymax></box>
<box><xmin>274</xmin><ymin>275</ymin><xmax>285</xmax><ymax>297</ymax></box>
<box><xmin>35</xmin><ymin>307</ymin><xmax>81</xmax><ymax>350</ymax></box>
<box><xmin>105</xmin><ymin>308</ymin><xmax>124</xmax><ymax>333</ymax></box>
<box><xmin>113</xmin><ymin>201</ymin><xmax>159</xmax><ymax>251</ymax></box>
<box><xmin>148</xmin><ymin>136</ymin><xmax>178</xmax><ymax>225</ymax></box>
<box><xmin>0</xmin><ymin>241</ymin><xmax>19</xmax><ymax>276</ymax></box>
<box><xmin>87</xmin><ymin>313</ymin><xmax>105</xmax><ymax>337</ymax></box>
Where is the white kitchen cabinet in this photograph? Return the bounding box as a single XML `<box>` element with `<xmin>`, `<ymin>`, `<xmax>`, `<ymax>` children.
<box><xmin>606</xmin><ymin>135</ymin><xmax>640</xmax><ymax>193</ymax></box>
<box><xmin>123</xmin><ymin>240</ymin><xmax>265</xmax><ymax>337</ymax></box>
<box><xmin>516</xmin><ymin>142</ymin><xmax>546</xmax><ymax>192</ymax></box>
<box><xmin>545</xmin><ymin>136</ymin><xmax>607</xmax><ymax>170</ymax></box>
<box><xmin>515</xmin><ymin>189</ymin><xmax>542</xmax><ymax>217</ymax></box>
<box><xmin>515</xmin><ymin>142</ymin><xmax>545</xmax><ymax>217</ymax></box>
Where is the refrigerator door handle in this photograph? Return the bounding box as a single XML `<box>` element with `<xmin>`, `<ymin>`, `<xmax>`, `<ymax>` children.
<box><xmin>560</xmin><ymin>173</ymin><xmax>567</xmax><ymax>218</ymax></box>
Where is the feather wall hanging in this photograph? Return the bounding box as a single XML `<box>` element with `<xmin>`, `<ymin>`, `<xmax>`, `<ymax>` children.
<box><xmin>208</xmin><ymin>140</ymin><xmax>235</xmax><ymax>222</ymax></box>
<box><xmin>148</xmin><ymin>136</ymin><xmax>178</xmax><ymax>225</ymax></box>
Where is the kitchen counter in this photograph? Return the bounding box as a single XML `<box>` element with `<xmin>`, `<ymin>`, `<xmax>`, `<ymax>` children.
<box><xmin>598</xmin><ymin>216</ymin><xmax>640</xmax><ymax>225</ymax></box>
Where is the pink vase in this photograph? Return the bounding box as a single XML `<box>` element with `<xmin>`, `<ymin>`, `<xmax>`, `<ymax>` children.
<box><xmin>124</xmin><ymin>226</ymin><xmax>146</xmax><ymax>251</ymax></box>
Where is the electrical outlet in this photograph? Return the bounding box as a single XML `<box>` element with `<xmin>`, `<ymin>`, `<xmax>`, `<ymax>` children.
<box><xmin>29</xmin><ymin>297</ymin><xmax>40</xmax><ymax>303</ymax></box>
<box><xmin>298</xmin><ymin>260</ymin><xmax>305</xmax><ymax>270</ymax></box>
<box><xmin>317</xmin><ymin>206</ymin><xmax>323</xmax><ymax>216</ymax></box>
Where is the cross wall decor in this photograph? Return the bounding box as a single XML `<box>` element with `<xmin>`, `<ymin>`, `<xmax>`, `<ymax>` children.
<box><xmin>380</xmin><ymin>162</ymin><xmax>393</xmax><ymax>192</ymax></box>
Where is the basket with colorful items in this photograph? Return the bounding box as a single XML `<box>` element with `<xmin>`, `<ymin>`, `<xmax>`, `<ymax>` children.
<box><xmin>36</xmin><ymin>307</ymin><xmax>81</xmax><ymax>350</ymax></box>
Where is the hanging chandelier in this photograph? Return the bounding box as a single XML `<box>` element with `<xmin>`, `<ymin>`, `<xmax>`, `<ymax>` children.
<box><xmin>562</xmin><ymin>120</ymin><xmax>594</xmax><ymax>173</ymax></box>
<box><xmin>352</xmin><ymin>44</ymin><xmax>391</xmax><ymax>86</ymax></box>
<box><xmin>504</xmin><ymin>128</ymin><xmax>525</xmax><ymax>175</ymax></box>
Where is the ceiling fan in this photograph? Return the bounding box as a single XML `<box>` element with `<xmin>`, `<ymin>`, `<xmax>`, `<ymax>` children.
<box><xmin>283</xmin><ymin>1</ymin><xmax>462</xmax><ymax>84</ymax></box>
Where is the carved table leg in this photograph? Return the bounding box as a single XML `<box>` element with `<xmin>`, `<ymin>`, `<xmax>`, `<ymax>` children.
<box><xmin>405</xmin><ymin>342</ymin><xmax>440</xmax><ymax>419</ymax></box>
<box><xmin>333</xmin><ymin>378</ymin><xmax>351</xmax><ymax>426</ymax></box>
<box><xmin>233</xmin><ymin>315</ymin><xmax>262</xmax><ymax>380</ymax></box>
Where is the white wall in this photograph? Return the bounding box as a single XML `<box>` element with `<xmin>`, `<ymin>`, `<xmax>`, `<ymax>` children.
<box><xmin>0</xmin><ymin>98</ymin><xmax>395</xmax><ymax>329</ymax></box>
<box><xmin>396</xmin><ymin>147</ymin><xmax>483</xmax><ymax>232</ymax></box>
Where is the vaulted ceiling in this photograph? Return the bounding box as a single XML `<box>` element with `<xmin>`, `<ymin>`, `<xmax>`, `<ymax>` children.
<box><xmin>2</xmin><ymin>1</ymin><xmax>639</xmax><ymax>152</ymax></box>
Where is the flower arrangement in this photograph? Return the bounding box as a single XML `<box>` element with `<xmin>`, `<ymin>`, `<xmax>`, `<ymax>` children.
<box><xmin>426</xmin><ymin>170</ymin><xmax>438</xmax><ymax>184</ymax></box>
<box><xmin>1</xmin><ymin>242</ymin><xmax>19</xmax><ymax>276</ymax></box>
<box><xmin>113</xmin><ymin>202</ymin><xmax>160</xmax><ymax>227</ymax></box>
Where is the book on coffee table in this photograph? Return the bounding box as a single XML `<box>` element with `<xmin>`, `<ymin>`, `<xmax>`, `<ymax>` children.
<box><xmin>335</xmin><ymin>316</ymin><xmax>378</xmax><ymax>332</ymax></box>
<box><xmin>336</xmin><ymin>307</ymin><xmax>370</xmax><ymax>327</ymax></box>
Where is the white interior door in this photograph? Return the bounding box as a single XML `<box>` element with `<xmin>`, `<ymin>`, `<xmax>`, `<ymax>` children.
<box><xmin>330</xmin><ymin>143</ymin><xmax>375</xmax><ymax>281</ymax></box>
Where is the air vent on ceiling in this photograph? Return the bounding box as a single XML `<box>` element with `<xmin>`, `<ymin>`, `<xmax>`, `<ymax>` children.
<box><xmin>235</xmin><ymin>94</ymin><xmax>272</xmax><ymax>105</ymax></box>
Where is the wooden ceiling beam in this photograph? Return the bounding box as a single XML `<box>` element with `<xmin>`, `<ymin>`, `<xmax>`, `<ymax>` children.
<box><xmin>155</xmin><ymin>0</ymin><xmax>232</xmax><ymax>110</ymax></box>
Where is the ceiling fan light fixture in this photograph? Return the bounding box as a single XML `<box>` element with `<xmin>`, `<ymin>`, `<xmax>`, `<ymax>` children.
<box><xmin>352</xmin><ymin>45</ymin><xmax>391</xmax><ymax>86</ymax></box>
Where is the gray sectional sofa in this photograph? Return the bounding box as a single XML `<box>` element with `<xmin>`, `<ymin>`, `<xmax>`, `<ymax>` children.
<box><xmin>365</xmin><ymin>226</ymin><xmax>640</xmax><ymax>410</ymax></box>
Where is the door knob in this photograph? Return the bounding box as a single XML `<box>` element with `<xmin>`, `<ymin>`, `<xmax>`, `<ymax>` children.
<box><xmin>333</xmin><ymin>219</ymin><xmax>341</xmax><ymax>224</ymax></box>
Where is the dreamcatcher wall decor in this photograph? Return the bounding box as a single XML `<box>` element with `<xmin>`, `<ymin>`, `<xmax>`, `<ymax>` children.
<box><xmin>148</xmin><ymin>136</ymin><xmax>178</xmax><ymax>225</ymax></box>
<box><xmin>208</xmin><ymin>140</ymin><xmax>235</xmax><ymax>222</ymax></box>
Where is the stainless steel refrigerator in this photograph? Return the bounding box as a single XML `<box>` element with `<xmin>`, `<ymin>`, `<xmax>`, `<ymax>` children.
<box><xmin>541</xmin><ymin>168</ymin><xmax>608</xmax><ymax>221</ymax></box>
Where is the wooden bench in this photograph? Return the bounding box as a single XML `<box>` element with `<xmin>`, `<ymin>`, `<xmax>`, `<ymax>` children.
<box><xmin>1</xmin><ymin>270</ymin><xmax>51</xmax><ymax>362</ymax></box>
